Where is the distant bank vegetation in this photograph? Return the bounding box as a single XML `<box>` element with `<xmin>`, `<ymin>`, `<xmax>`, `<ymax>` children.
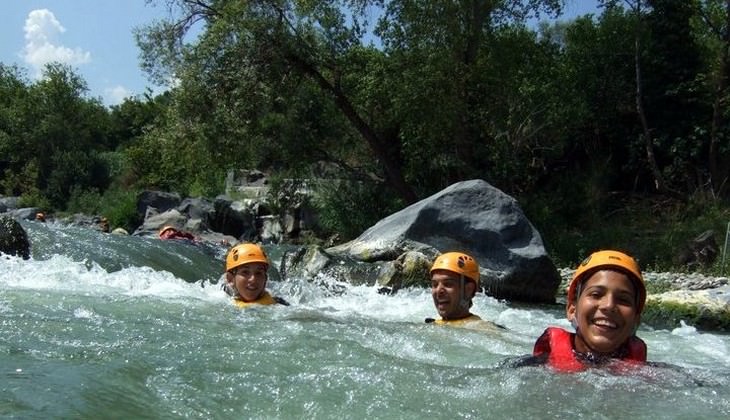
<box><xmin>2</xmin><ymin>0</ymin><xmax>730</xmax><ymax>271</ymax></box>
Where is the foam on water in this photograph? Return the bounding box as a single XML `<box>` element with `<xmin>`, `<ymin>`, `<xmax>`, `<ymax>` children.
<box><xmin>3</xmin><ymin>223</ymin><xmax>730</xmax><ymax>418</ymax></box>
<box><xmin>3</xmin><ymin>249</ymin><xmax>730</xmax><ymax>372</ymax></box>
<box><xmin>1</xmin><ymin>253</ymin><xmax>221</xmax><ymax>301</ymax></box>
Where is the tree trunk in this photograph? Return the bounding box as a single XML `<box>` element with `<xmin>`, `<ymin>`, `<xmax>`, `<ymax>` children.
<box><xmin>630</xmin><ymin>0</ymin><xmax>684</xmax><ymax>199</ymax></box>
<box><xmin>708</xmin><ymin>0</ymin><xmax>730</xmax><ymax>197</ymax></box>
<box><xmin>286</xmin><ymin>53</ymin><xmax>419</xmax><ymax>204</ymax></box>
<box><xmin>268</xmin><ymin>3</ymin><xmax>419</xmax><ymax>204</ymax></box>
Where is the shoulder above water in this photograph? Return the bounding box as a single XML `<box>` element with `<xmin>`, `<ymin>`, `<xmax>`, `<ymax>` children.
<box><xmin>425</xmin><ymin>314</ymin><xmax>506</xmax><ymax>331</ymax></box>
<box><xmin>233</xmin><ymin>291</ymin><xmax>290</xmax><ymax>308</ymax></box>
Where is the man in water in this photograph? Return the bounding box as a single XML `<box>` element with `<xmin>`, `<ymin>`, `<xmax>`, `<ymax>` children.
<box><xmin>426</xmin><ymin>251</ymin><xmax>503</xmax><ymax>331</ymax></box>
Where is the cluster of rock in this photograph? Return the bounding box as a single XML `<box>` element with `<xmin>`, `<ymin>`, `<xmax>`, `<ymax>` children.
<box><xmin>0</xmin><ymin>170</ymin><xmax>320</xmax><ymax>246</ymax></box>
<box><xmin>132</xmin><ymin>177</ymin><xmax>318</xmax><ymax>246</ymax></box>
<box><xmin>302</xmin><ymin>179</ymin><xmax>562</xmax><ymax>303</ymax></box>
<box><xmin>130</xmin><ymin>178</ymin><xmax>562</xmax><ymax>303</ymax></box>
<box><xmin>3</xmin><ymin>176</ymin><xmax>730</xmax><ymax>331</ymax></box>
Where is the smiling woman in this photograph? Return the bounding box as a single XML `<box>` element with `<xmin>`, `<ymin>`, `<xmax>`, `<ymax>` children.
<box><xmin>224</xmin><ymin>243</ymin><xmax>290</xmax><ymax>307</ymax></box>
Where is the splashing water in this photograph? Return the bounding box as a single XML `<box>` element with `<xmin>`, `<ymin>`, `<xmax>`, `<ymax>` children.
<box><xmin>1</xmin><ymin>222</ymin><xmax>729</xmax><ymax>418</ymax></box>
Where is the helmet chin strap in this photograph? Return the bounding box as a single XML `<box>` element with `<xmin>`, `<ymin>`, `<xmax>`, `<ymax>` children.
<box><xmin>570</xmin><ymin>309</ymin><xmax>597</xmax><ymax>354</ymax></box>
<box><xmin>459</xmin><ymin>275</ymin><xmax>470</xmax><ymax>310</ymax></box>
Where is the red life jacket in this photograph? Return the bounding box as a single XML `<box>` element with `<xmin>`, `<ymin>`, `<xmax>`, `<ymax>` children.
<box><xmin>532</xmin><ymin>327</ymin><xmax>647</xmax><ymax>372</ymax></box>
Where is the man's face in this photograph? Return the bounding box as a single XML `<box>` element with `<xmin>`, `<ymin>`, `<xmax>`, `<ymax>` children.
<box><xmin>431</xmin><ymin>270</ymin><xmax>473</xmax><ymax>320</ymax></box>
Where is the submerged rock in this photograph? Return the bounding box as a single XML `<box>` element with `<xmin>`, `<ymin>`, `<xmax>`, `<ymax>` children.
<box><xmin>280</xmin><ymin>245</ymin><xmax>384</xmax><ymax>292</ymax></box>
<box><xmin>375</xmin><ymin>251</ymin><xmax>433</xmax><ymax>290</ymax></box>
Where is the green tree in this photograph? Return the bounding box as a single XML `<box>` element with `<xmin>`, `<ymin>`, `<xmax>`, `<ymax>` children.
<box><xmin>136</xmin><ymin>0</ymin><xmax>566</xmax><ymax>201</ymax></box>
<box><xmin>1</xmin><ymin>63</ymin><xmax>112</xmax><ymax>209</ymax></box>
<box><xmin>0</xmin><ymin>64</ymin><xmax>32</xmax><ymax>195</ymax></box>
<box><xmin>695</xmin><ymin>0</ymin><xmax>730</xmax><ymax>196</ymax></box>
<box><xmin>108</xmin><ymin>91</ymin><xmax>171</xmax><ymax>150</ymax></box>
<box><xmin>375</xmin><ymin>1</ymin><xmax>564</xmax><ymax>194</ymax></box>
<box><xmin>137</xmin><ymin>0</ymin><xmax>419</xmax><ymax>202</ymax></box>
<box><xmin>29</xmin><ymin>64</ymin><xmax>111</xmax><ymax>208</ymax></box>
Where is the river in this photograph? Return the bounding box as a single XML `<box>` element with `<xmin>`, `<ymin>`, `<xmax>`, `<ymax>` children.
<box><xmin>2</xmin><ymin>221</ymin><xmax>729</xmax><ymax>419</ymax></box>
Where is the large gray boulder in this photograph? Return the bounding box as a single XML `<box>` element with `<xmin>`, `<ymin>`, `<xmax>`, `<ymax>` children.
<box><xmin>0</xmin><ymin>215</ymin><xmax>30</xmax><ymax>259</ymax></box>
<box><xmin>136</xmin><ymin>191</ymin><xmax>182</xmax><ymax>220</ymax></box>
<box><xmin>327</xmin><ymin>179</ymin><xmax>560</xmax><ymax>303</ymax></box>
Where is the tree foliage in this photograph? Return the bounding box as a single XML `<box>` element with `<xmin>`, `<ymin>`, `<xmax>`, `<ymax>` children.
<box><xmin>0</xmin><ymin>63</ymin><xmax>113</xmax><ymax>208</ymax></box>
<box><xmin>2</xmin><ymin>0</ymin><xmax>730</xmax><ymax>260</ymax></box>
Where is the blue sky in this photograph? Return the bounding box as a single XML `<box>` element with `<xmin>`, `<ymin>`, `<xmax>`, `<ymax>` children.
<box><xmin>1</xmin><ymin>0</ymin><xmax>171</xmax><ymax>106</ymax></box>
<box><xmin>1</xmin><ymin>0</ymin><xmax>600</xmax><ymax>107</ymax></box>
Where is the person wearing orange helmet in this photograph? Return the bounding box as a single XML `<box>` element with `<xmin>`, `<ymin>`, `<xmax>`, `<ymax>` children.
<box><xmin>224</xmin><ymin>243</ymin><xmax>289</xmax><ymax>307</ymax></box>
<box><xmin>158</xmin><ymin>225</ymin><xmax>196</xmax><ymax>241</ymax></box>
<box><xmin>98</xmin><ymin>216</ymin><xmax>110</xmax><ymax>233</ymax></box>
<box><xmin>526</xmin><ymin>250</ymin><xmax>647</xmax><ymax>372</ymax></box>
<box><xmin>426</xmin><ymin>251</ymin><xmax>503</xmax><ymax>330</ymax></box>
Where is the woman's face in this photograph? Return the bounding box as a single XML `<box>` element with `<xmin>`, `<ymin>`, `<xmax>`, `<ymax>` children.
<box><xmin>231</xmin><ymin>262</ymin><xmax>268</xmax><ymax>302</ymax></box>
<box><xmin>567</xmin><ymin>270</ymin><xmax>641</xmax><ymax>355</ymax></box>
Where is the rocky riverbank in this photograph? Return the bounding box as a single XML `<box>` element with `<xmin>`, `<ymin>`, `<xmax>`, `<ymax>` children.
<box><xmin>3</xmin><ymin>177</ymin><xmax>730</xmax><ymax>332</ymax></box>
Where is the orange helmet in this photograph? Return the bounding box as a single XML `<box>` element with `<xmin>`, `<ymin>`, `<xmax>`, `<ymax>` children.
<box><xmin>430</xmin><ymin>252</ymin><xmax>480</xmax><ymax>286</ymax></box>
<box><xmin>226</xmin><ymin>243</ymin><xmax>269</xmax><ymax>272</ymax></box>
<box><xmin>35</xmin><ymin>212</ymin><xmax>45</xmax><ymax>221</ymax></box>
<box><xmin>158</xmin><ymin>225</ymin><xmax>177</xmax><ymax>238</ymax></box>
<box><xmin>568</xmin><ymin>250</ymin><xmax>646</xmax><ymax>313</ymax></box>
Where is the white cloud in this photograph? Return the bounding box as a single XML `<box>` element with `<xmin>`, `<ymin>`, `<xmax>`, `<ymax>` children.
<box><xmin>104</xmin><ymin>85</ymin><xmax>133</xmax><ymax>105</ymax></box>
<box><xmin>22</xmin><ymin>9</ymin><xmax>91</xmax><ymax>77</ymax></box>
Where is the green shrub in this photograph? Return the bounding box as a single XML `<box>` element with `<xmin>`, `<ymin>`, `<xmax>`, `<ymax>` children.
<box><xmin>312</xmin><ymin>179</ymin><xmax>404</xmax><ymax>241</ymax></box>
<box><xmin>64</xmin><ymin>186</ymin><xmax>140</xmax><ymax>232</ymax></box>
<box><xmin>523</xmin><ymin>181</ymin><xmax>730</xmax><ymax>274</ymax></box>
<box><xmin>66</xmin><ymin>187</ymin><xmax>103</xmax><ymax>214</ymax></box>
<box><xmin>97</xmin><ymin>187</ymin><xmax>141</xmax><ymax>233</ymax></box>
<box><xmin>18</xmin><ymin>190</ymin><xmax>51</xmax><ymax>211</ymax></box>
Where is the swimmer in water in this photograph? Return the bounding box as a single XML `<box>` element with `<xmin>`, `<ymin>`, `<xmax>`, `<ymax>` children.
<box><xmin>224</xmin><ymin>243</ymin><xmax>289</xmax><ymax>307</ymax></box>
<box><xmin>512</xmin><ymin>250</ymin><xmax>647</xmax><ymax>372</ymax></box>
<box><xmin>425</xmin><ymin>251</ymin><xmax>504</xmax><ymax>331</ymax></box>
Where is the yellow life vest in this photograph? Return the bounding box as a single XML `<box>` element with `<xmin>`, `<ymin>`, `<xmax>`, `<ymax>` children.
<box><xmin>427</xmin><ymin>314</ymin><xmax>506</xmax><ymax>331</ymax></box>
<box><xmin>233</xmin><ymin>291</ymin><xmax>277</xmax><ymax>308</ymax></box>
<box><xmin>432</xmin><ymin>314</ymin><xmax>482</xmax><ymax>325</ymax></box>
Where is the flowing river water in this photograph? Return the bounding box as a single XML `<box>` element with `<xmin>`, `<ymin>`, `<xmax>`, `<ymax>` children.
<box><xmin>2</xmin><ymin>221</ymin><xmax>729</xmax><ymax>419</ymax></box>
